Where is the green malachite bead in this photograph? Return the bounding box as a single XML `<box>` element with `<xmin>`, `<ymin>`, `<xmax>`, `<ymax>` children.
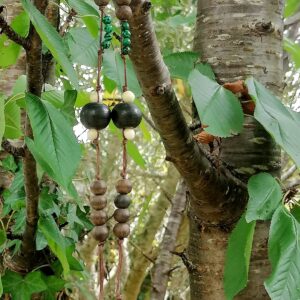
<box><xmin>103</xmin><ymin>15</ymin><xmax>112</xmax><ymax>24</ymax></box>
<box><xmin>104</xmin><ymin>24</ymin><xmax>113</xmax><ymax>33</ymax></box>
<box><xmin>122</xmin><ymin>46</ymin><xmax>131</xmax><ymax>55</ymax></box>
<box><xmin>121</xmin><ymin>22</ymin><xmax>130</xmax><ymax>30</ymax></box>
<box><xmin>104</xmin><ymin>33</ymin><xmax>112</xmax><ymax>41</ymax></box>
<box><xmin>123</xmin><ymin>38</ymin><xmax>131</xmax><ymax>47</ymax></box>
<box><xmin>102</xmin><ymin>41</ymin><xmax>111</xmax><ymax>49</ymax></box>
<box><xmin>122</xmin><ymin>30</ymin><xmax>131</xmax><ymax>38</ymax></box>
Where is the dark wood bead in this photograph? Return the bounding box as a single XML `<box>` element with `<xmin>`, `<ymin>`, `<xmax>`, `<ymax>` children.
<box><xmin>90</xmin><ymin>195</ymin><xmax>107</xmax><ymax>210</ymax></box>
<box><xmin>90</xmin><ymin>180</ymin><xmax>107</xmax><ymax>195</ymax></box>
<box><xmin>94</xmin><ymin>0</ymin><xmax>110</xmax><ymax>6</ymax></box>
<box><xmin>116</xmin><ymin>5</ymin><xmax>132</xmax><ymax>21</ymax></box>
<box><xmin>116</xmin><ymin>179</ymin><xmax>132</xmax><ymax>194</ymax></box>
<box><xmin>90</xmin><ymin>210</ymin><xmax>107</xmax><ymax>226</ymax></box>
<box><xmin>114</xmin><ymin>209</ymin><xmax>130</xmax><ymax>223</ymax></box>
<box><xmin>113</xmin><ymin>223</ymin><xmax>130</xmax><ymax>239</ymax></box>
<box><xmin>116</xmin><ymin>0</ymin><xmax>131</xmax><ymax>5</ymax></box>
<box><xmin>92</xmin><ymin>225</ymin><xmax>109</xmax><ymax>242</ymax></box>
<box><xmin>114</xmin><ymin>194</ymin><xmax>131</xmax><ymax>208</ymax></box>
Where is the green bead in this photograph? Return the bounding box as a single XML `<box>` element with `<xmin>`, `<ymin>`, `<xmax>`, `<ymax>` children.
<box><xmin>122</xmin><ymin>46</ymin><xmax>131</xmax><ymax>55</ymax></box>
<box><xmin>103</xmin><ymin>15</ymin><xmax>112</xmax><ymax>24</ymax></box>
<box><xmin>102</xmin><ymin>41</ymin><xmax>111</xmax><ymax>49</ymax></box>
<box><xmin>104</xmin><ymin>33</ymin><xmax>112</xmax><ymax>41</ymax></box>
<box><xmin>122</xmin><ymin>30</ymin><xmax>131</xmax><ymax>38</ymax></box>
<box><xmin>123</xmin><ymin>38</ymin><xmax>131</xmax><ymax>47</ymax></box>
<box><xmin>121</xmin><ymin>22</ymin><xmax>130</xmax><ymax>31</ymax></box>
<box><xmin>104</xmin><ymin>24</ymin><xmax>113</xmax><ymax>33</ymax></box>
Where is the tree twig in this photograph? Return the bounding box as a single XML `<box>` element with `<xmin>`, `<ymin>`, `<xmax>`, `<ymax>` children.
<box><xmin>1</xmin><ymin>140</ymin><xmax>25</xmax><ymax>157</ymax></box>
<box><xmin>0</xmin><ymin>15</ymin><xmax>30</xmax><ymax>49</ymax></box>
<box><xmin>281</xmin><ymin>164</ymin><xmax>297</xmax><ymax>181</ymax></box>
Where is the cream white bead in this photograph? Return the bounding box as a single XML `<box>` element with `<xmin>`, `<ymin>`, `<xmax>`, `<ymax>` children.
<box><xmin>90</xmin><ymin>91</ymin><xmax>102</xmax><ymax>102</ymax></box>
<box><xmin>124</xmin><ymin>128</ymin><xmax>135</xmax><ymax>140</ymax></box>
<box><xmin>122</xmin><ymin>91</ymin><xmax>135</xmax><ymax>103</ymax></box>
<box><xmin>87</xmin><ymin>129</ymin><xmax>98</xmax><ymax>141</ymax></box>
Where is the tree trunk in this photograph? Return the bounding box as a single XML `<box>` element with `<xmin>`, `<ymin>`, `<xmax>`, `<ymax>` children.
<box><xmin>187</xmin><ymin>0</ymin><xmax>284</xmax><ymax>299</ymax></box>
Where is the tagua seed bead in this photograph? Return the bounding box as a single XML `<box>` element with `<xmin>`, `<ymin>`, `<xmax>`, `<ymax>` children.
<box><xmin>122</xmin><ymin>90</ymin><xmax>135</xmax><ymax>103</ymax></box>
<box><xmin>114</xmin><ymin>208</ymin><xmax>130</xmax><ymax>223</ymax></box>
<box><xmin>112</xmin><ymin>103</ymin><xmax>142</xmax><ymax>128</ymax></box>
<box><xmin>114</xmin><ymin>194</ymin><xmax>131</xmax><ymax>208</ymax></box>
<box><xmin>90</xmin><ymin>180</ymin><xmax>107</xmax><ymax>195</ymax></box>
<box><xmin>87</xmin><ymin>129</ymin><xmax>98</xmax><ymax>141</ymax></box>
<box><xmin>90</xmin><ymin>195</ymin><xmax>107</xmax><ymax>210</ymax></box>
<box><xmin>121</xmin><ymin>47</ymin><xmax>131</xmax><ymax>55</ymax></box>
<box><xmin>102</xmin><ymin>15</ymin><xmax>112</xmax><ymax>24</ymax></box>
<box><xmin>123</xmin><ymin>38</ymin><xmax>131</xmax><ymax>47</ymax></box>
<box><xmin>116</xmin><ymin>0</ymin><xmax>131</xmax><ymax>5</ymax></box>
<box><xmin>80</xmin><ymin>103</ymin><xmax>111</xmax><ymax>129</ymax></box>
<box><xmin>116</xmin><ymin>178</ymin><xmax>132</xmax><ymax>194</ymax></box>
<box><xmin>104</xmin><ymin>24</ymin><xmax>113</xmax><ymax>33</ymax></box>
<box><xmin>90</xmin><ymin>210</ymin><xmax>107</xmax><ymax>226</ymax></box>
<box><xmin>121</xmin><ymin>21</ymin><xmax>130</xmax><ymax>30</ymax></box>
<box><xmin>113</xmin><ymin>223</ymin><xmax>130</xmax><ymax>239</ymax></box>
<box><xmin>94</xmin><ymin>0</ymin><xmax>110</xmax><ymax>6</ymax></box>
<box><xmin>116</xmin><ymin>6</ymin><xmax>132</xmax><ymax>20</ymax></box>
<box><xmin>122</xmin><ymin>30</ymin><xmax>131</xmax><ymax>38</ymax></box>
<box><xmin>124</xmin><ymin>128</ymin><xmax>135</xmax><ymax>140</ymax></box>
<box><xmin>92</xmin><ymin>225</ymin><xmax>109</xmax><ymax>242</ymax></box>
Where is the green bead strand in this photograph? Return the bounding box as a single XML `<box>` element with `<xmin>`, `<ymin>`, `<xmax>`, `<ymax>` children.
<box><xmin>122</xmin><ymin>46</ymin><xmax>131</xmax><ymax>55</ymax></box>
<box><xmin>121</xmin><ymin>21</ymin><xmax>130</xmax><ymax>31</ymax></box>
<box><xmin>123</xmin><ymin>38</ymin><xmax>131</xmax><ymax>47</ymax></box>
<box><xmin>122</xmin><ymin>30</ymin><xmax>131</xmax><ymax>38</ymax></box>
<box><xmin>102</xmin><ymin>41</ymin><xmax>111</xmax><ymax>49</ymax></box>
<box><xmin>102</xmin><ymin>15</ymin><xmax>112</xmax><ymax>24</ymax></box>
<box><xmin>104</xmin><ymin>24</ymin><xmax>113</xmax><ymax>33</ymax></box>
<box><xmin>104</xmin><ymin>33</ymin><xmax>112</xmax><ymax>41</ymax></box>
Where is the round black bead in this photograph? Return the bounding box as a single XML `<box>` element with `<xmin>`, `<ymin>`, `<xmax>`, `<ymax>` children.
<box><xmin>114</xmin><ymin>194</ymin><xmax>131</xmax><ymax>209</ymax></box>
<box><xmin>80</xmin><ymin>103</ymin><xmax>111</xmax><ymax>130</ymax></box>
<box><xmin>111</xmin><ymin>103</ymin><xmax>142</xmax><ymax>129</ymax></box>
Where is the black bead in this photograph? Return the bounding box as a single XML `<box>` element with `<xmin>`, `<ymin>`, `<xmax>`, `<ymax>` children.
<box><xmin>111</xmin><ymin>103</ymin><xmax>142</xmax><ymax>129</ymax></box>
<box><xmin>114</xmin><ymin>194</ymin><xmax>131</xmax><ymax>209</ymax></box>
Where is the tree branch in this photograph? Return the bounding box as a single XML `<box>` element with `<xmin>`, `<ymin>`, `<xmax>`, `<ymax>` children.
<box><xmin>1</xmin><ymin>140</ymin><xmax>25</xmax><ymax>157</ymax></box>
<box><xmin>0</xmin><ymin>15</ymin><xmax>30</xmax><ymax>49</ymax></box>
<box><xmin>129</xmin><ymin>0</ymin><xmax>248</xmax><ymax>224</ymax></box>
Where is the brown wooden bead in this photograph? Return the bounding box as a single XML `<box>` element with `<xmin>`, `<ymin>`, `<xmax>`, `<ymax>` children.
<box><xmin>90</xmin><ymin>210</ymin><xmax>107</xmax><ymax>226</ymax></box>
<box><xmin>90</xmin><ymin>195</ymin><xmax>107</xmax><ymax>210</ymax></box>
<box><xmin>92</xmin><ymin>225</ymin><xmax>109</xmax><ymax>242</ymax></box>
<box><xmin>94</xmin><ymin>0</ymin><xmax>110</xmax><ymax>6</ymax></box>
<box><xmin>90</xmin><ymin>180</ymin><xmax>107</xmax><ymax>195</ymax></box>
<box><xmin>116</xmin><ymin>0</ymin><xmax>131</xmax><ymax>5</ymax></box>
<box><xmin>115</xmin><ymin>6</ymin><xmax>132</xmax><ymax>21</ymax></box>
<box><xmin>116</xmin><ymin>179</ymin><xmax>132</xmax><ymax>194</ymax></box>
<box><xmin>114</xmin><ymin>194</ymin><xmax>131</xmax><ymax>208</ymax></box>
<box><xmin>113</xmin><ymin>223</ymin><xmax>130</xmax><ymax>239</ymax></box>
<box><xmin>114</xmin><ymin>209</ymin><xmax>130</xmax><ymax>223</ymax></box>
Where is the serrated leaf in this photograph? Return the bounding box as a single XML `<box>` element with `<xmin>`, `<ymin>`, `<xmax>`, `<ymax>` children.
<box><xmin>224</xmin><ymin>215</ymin><xmax>256</xmax><ymax>300</ymax></box>
<box><xmin>2</xmin><ymin>271</ymin><xmax>47</xmax><ymax>300</ymax></box>
<box><xmin>164</xmin><ymin>52</ymin><xmax>199</xmax><ymax>81</ymax></box>
<box><xmin>21</xmin><ymin>0</ymin><xmax>78</xmax><ymax>88</ymax></box>
<box><xmin>246</xmin><ymin>77</ymin><xmax>300</xmax><ymax>168</ymax></box>
<box><xmin>189</xmin><ymin>69</ymin><xmax>244</xmax><ymax>137</ymax></box>
<box><xmin>62</xmin><ymin>90</ymin><xmax>77</xmax><ymax>125</ymax></box>
<box><xmin>4</xmin><ymin>100</ymin><xmax>22</xmax><ymax>139</ymax></box>
<box><xmin>246</xmin><ymin>173</ymin><xmax>282</xmax><ymax>222</ymax></box>
<box><xmin>25</xmin><ymin>93</ymin><xmax>81</xmax><ymax>193</ymax></box>
<box><xmin>265</xmin><ymin>206</ymin><xmax>300</xmax><ymax>299</ymax></box>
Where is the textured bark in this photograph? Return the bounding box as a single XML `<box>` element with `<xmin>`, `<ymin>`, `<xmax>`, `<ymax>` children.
<box><xmin>187</xmin><ymin>0</ymin><xmax>284</xmax><ymax>299</ymax></box>
<box><xmin>123</xmin><ymin>165</ymin><xmax>179</xmax><ymax>300</ymax></box>
<box><xmin>151</xmin><ymin>181</ymin><xmax>187</xmax><ymax>300</ymax></box>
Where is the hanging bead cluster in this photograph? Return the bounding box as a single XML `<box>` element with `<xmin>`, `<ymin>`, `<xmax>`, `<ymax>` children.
<box><xmin>102</xmin><ymin>15</ymin><xmax>112</xmax><ymax>49</ymax></box>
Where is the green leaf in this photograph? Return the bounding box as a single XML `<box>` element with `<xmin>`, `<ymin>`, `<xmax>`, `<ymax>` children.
<box><xmin>4</xmin><ymin>100</ymin><xmax>22</xmax><ymax>139</ymax></box>
<box><xmin>0</xmin><ymin>95</ymin><xmax>4</xmax><ymax>145</ymax></box>
<box><xmin>38</xmin><ymin>215</ymin><xmax>70</xmax><ymax>276</ymax></box>
<box><xmin>285</xmin><ymin>0</ymin><xmax>300</xmax><ymax>17</ymax></box>
<box><xmin>2</xmin><ymin>154</ymin><xmax>18</xmax><ymax>172</ymax></box>
<box><xmin>42</xmin><ymin>274</ymin><xmax>65</xmax><ymax>300</ymax></box>
<box><xmin>189</xmin><ymin>69</ymin><xmax>244</xmax><ymax>137</ymax></box>
<box><xmin>265</xmin><ymin>206</ymin><xmax>300</xmax><ymax>299</ymax></box>
<box><xmin>25</xmin><ymin>93</ymin><xmax>81</xmax><ymax>193</ymax></box>
<box><xmin>246</xmin><ymin>173</ymin><xmax>282</xmax><ymax>222</ymax></box>
<box><xmin>62</xmin><ymin>90</ymin><xmax>77</xmax><ymax>125</ymax></box>
<box><xmin>21</xmin><ymin>0</ymin><xmax>78</xmax><ymax>88</ymax></box>
<box><xmin>246</xmin><ymin>77</ymin><xmax>300</xmax><ymax>168</ymax></box>
<box><xmin>284</xmin><ymin>38</ymin><xmax>300</xmax><ymax>69</ymax></box>
<box><xmin>224</xmin><ymin>215</ymin><xmax>256</xmax><ymax>300</ymax></box>
<box><xmin>0</xmin><ymin>229</ymin><xmax>6</xmax><ymax>247</ymax></box>
<box><xmin>164</xmin><ymin>52</ymin><xmax>199</xmax><ymax>81</ymax></box>
<box><xmin>2</xmin><ymin>271</ymin><xmax>47</xmax><ymax>300</ymax></box>
<box><xmin>0</xmin><ymin>11</ymin><xmax>30</xmax><ymax>67</ymax></box>
<box><xmin>103</xmin><ymin>49</ymin><xmax>142</xmax><ymax>97</ymax></box>
<box><xmin>0</xmin><ymin>276</ymin><xmax>2</xmax><ymax>298</ymax></box>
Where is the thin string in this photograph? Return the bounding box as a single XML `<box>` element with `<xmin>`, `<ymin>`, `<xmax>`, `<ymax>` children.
<box><xmin>121</xmin><ymin>54</ymin><xmax>128</xmax><ymax>92</ymax></box>
<box><xmin>98</xmin><ymin>242</ymin><xmax>105</xmax><ymax>300</ymax></box>
<box><xmin>94</xmin><ymin>133</ymin><xmax>101</xmax><ymax>180</ymax></box>
<box><xmin>115</xmin><ymin>239</ymin><xmax>124</xmax><ymax>300</ymax></box>
<box><xmin>96</xmin><ymin>8</ymin><xmax>105</xmax><ymax>102</ymax></box>
<box><xmin>121</xmin><ymin>129</ymin><xmax>127</xmax><ymax>179</ymax></box>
